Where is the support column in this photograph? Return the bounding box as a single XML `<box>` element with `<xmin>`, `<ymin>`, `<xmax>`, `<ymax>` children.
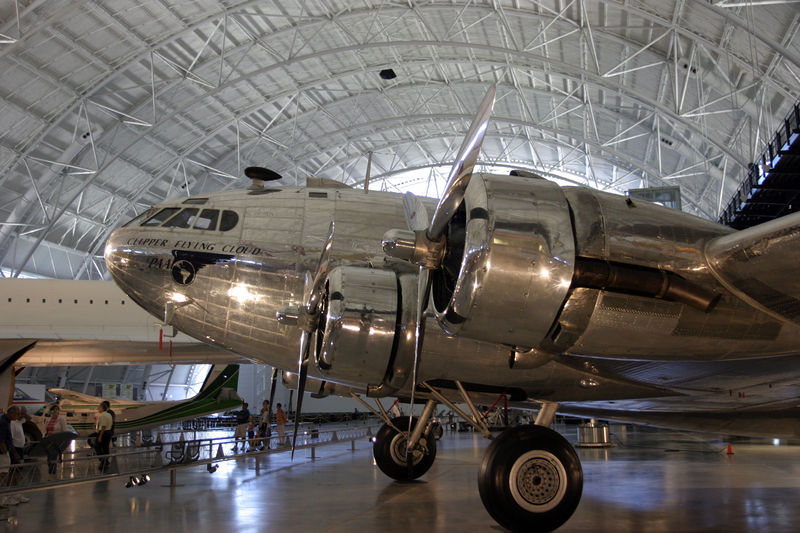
<box><xmin>161</xmin><ymin>366</ymin><xmax>176</xmax><ymax>401</ymax></box>
<box><xmin>535</xmin><ymin>402</ymin><xmax>559</xmax><ymax>427</ymax></box>
<box><xmin>81</xmin><ymin>367</ymin><xmax>95</xmax><ymax>394</ymax></box>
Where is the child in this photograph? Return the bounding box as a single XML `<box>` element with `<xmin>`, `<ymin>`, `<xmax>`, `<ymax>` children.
<box><xmin>247</xmin><ymin>416</ymin><xmax>256</xmax><ymax>451</ymax></box>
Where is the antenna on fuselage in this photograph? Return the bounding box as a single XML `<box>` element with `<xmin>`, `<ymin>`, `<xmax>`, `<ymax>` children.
<box><xmin>244</xmin><ymin>167</ymin><xmax>282</xmax><ymax>190</ymax></box>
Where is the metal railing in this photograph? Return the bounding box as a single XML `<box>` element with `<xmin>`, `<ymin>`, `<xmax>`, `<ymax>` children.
<box><xmin>719</xmin><ymin>99</ymin><xmax>800</xmax><ymax>227</ymax></box>
<box><xmin>0</xmin><ymin>423</ymin><xmax>378</xmax><ymax>493</ymax></box>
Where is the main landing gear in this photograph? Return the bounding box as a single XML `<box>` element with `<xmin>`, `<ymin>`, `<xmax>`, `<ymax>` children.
<box><xmin>373</xmin><ymin>415</ymin><xmax>437</xmax><ymax>480</ymax></box>
<box><xmin>479</xmin><ymin>425</ymin><xmax>583</xmax><ymax>532</ymax></box>
<box><xmin>357</xmin><ymin>390</ymin><xmax>583</xmax><ymax>532</ymax></box>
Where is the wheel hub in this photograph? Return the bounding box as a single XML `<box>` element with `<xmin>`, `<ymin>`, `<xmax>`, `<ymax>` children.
<box><xmin>518</xmin><ymin>459</ymin><xmax>559</xmax><ymax>504</ymax></box>
<box><xmin>509</xmin><ymin>450</ymin><xmax>568</xmax><ymax>513</ymax></box>
<box><xmin>389</xmin><ymin>434</ymin><xmax>425</xmax><ymax>466</ymax></box>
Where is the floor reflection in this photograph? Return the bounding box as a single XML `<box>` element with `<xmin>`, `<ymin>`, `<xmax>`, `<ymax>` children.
<box><xmin>6</xmin><ymin>426</ymin><xmax>800</xmax><ymax>533</ymax></box>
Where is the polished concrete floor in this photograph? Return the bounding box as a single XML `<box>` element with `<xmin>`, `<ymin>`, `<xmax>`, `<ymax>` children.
<box><xmin>4</xmin><ymin>425</ymin><xmax>800</xmax><ymax>532</ymax></box>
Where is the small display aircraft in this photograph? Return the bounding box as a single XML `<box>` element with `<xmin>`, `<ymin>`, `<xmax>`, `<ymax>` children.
<box><xmin>34</xmin><ymin>364</ymin><xmax>241</xmax><ymax>436</ymax></box>
<box><xmin>104</xmin><ymin>84</ymin><xmax>800</xmax><ymax>532</ymax></box>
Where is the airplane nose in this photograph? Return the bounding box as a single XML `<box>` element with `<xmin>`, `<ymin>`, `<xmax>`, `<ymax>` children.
<box><xmin>103</xmin><ymin>225</ymin><xmax>174</xmax><ymax>317</ymax></box>
<box><xmin>104</xmin><ymin>228</ymin><xmax>127</xmax><ymax>280</ymax></box>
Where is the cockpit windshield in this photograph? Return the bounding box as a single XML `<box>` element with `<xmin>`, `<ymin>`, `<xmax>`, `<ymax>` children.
<box><xmin>194</xmin><ymin>209</ymin><xmax>219</xmax><ymax>230</ymax></box>
<box><xmin>220</xmin><ymin>210</ymin><xmax>238</xmax><ymax>231</ymax></box>
<box><xmin>133</xmin><ymin>207</ymin><xmax>239</xmax><ymax>232</ymax></box>
<box><xmin>162</xmin><ymin>208</ymin><xmax>198</xmax><ymax>228</ymax></box>
<box><xmin>142</xmin><ymin>207</ymin><xmax>180</xmax><ymax>226</ymax></box>
<box><xmin>122</xmin><ymin>207</ymin><xmax>157</xmax><ymax>227</ymax></box>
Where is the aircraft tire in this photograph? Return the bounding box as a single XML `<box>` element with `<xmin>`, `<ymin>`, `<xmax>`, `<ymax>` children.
<box><xmin>373</xmin><ymin>416</ymin><xmax>436</xmax><ymax>481</ymax></box>
<box><xmin>478</xmin><ymin>425</ymin><xmax>582</xmax><ymax>533</ymax></box>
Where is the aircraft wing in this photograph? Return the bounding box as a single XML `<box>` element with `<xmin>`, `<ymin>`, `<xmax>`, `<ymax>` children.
<box><xmin>557</xmin><ymin>403</ymin><xmax>800</xmax><ymax>438</ymax></box>
<box><xmin>708</xmin><ymin>210</ymin><xmax>800</xmax><ymax>325</ymax></box>
<box><xmin>18</xmin><ymin>340</ymin><xmax>249</xmax><ymax>366</ymax></box>
<box><xmin>48</xmin><ymin>388</ymin><xmax>122</xmax><ymax>405</ymax></box>
<box><xmin>0</xmin><ymin>278</ymin><xmax>255</xmax><ymax>367</ymax></box>
<box><xmin>553</xmin><ymin>353</ymin><xmax>800</xmax><ymax>438</ymax></box>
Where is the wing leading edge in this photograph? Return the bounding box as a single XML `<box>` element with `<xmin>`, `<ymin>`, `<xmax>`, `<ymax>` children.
<box><xmin>707</xmin><ymin>210</ymin><xmax>800</xmax><ymax>326</ymax></box>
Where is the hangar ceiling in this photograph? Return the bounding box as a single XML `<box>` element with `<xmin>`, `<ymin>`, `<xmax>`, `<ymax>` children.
<box><xmin>1</xmin><ymin>0</ymin><xmax>799</xmax><ymax>280</ymax></box>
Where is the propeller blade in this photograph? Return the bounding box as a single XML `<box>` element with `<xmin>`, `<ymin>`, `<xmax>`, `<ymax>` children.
<box><xmin>292</xmin><ymin>330</ymin><xmax>310</xmax><ymax>459</ymax></box>
<box><xmin>428</xmin><ymin>84</ymin><xmax>496</xmax><ymax>241</ymax></box>
<box><xmin>306</xmin><ymin>221</ymin><xmax>335</xmax><ymax>314</ymax></box>
<box><xmin>268</xmin><ymin>367</ymin><xmax>278</xmax><ymax>407</ymax></box>
<box><xmin>281</xmin><ymin>222</ymin><xmax>334</xmax><ymax>461</ymax></box>
<box><xmin>406</xmin><ymin>266</ymin><xmax>431</xmax><ymax>456</ymax></box>
<box><xmin>402</xmin><ymin>192</ymin><xmax>429</xmax><ymax>232</ymax></box>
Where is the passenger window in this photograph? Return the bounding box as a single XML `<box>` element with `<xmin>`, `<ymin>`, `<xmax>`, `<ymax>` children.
<box><xmin>193</xmin><ymin>209</ymin><xmax>219</xmax><ymax>230</ymax></box>
<box><xmin>220</xmin><ymin>210</ymin><xmax>239</xmax><ymax>232</ymax></box>
<box><xmin>142</xmin><ymin>207</ymin><xmax>180</xmax><ymax>226</ymax></box>
<box><xmin>162</xmin><ymin>208</ymin><xmax>199</xmax><ymax>228</ymax></box>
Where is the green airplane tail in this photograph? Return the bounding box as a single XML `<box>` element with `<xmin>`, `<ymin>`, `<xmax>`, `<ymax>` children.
<box><xmin>194</xmin><ymin>364</ymin><xmax>241</xmax><ymax>403</ymax></box>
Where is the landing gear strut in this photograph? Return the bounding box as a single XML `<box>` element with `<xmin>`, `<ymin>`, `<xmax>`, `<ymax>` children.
<box><xmin>358</xmin><ymin>388</ymin><xmax>584</xmax><ymax>531</ymax></box>
<box><xmin>373</xmin><ymin>415</ymin><xmax>437</xmax><ymax>480</ymax></box>
<box><xmin>478</xmin><ymin>425</ymin><xmax>583</xmax><ymax>532</ymax></box>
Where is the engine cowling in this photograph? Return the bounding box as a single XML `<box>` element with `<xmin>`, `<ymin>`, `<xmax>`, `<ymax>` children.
<box><xmin>314</xmin><ymin>266</ymin><xmax>414</xmax><ymax>395</ymax></box>
<box><xmin>431</xmin><ymin>173</ymin><xmax>575</xmax><ymax>348</ymax></box>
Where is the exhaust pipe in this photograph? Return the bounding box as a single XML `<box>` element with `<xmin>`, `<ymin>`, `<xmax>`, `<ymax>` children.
<box><xmin>573</xmin><ymin>258</ymin><xmax>720</xmax><ymax>312</ymax></box>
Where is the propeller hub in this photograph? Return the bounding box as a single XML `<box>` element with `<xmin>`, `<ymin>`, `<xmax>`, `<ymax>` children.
<box><xmin>382</xmin><ymin>229</ymin><xmax>445</xmax><ymax>269</ymax></box>
<box><xmin>381</xmin><ymin>229</ymin><xmax>416</xmax><ymax>261</ymax></box>
<box><xmin>276</xmin><ymin>306</ymin><xmax>318</xmax><ymax>332</ymax></box>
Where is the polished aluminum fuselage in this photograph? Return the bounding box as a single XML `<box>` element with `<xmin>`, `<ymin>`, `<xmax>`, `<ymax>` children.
<box><xmin>104</xmin><ymin>180</ymin><xmax>800</xmax><ymax>411</ymax></box>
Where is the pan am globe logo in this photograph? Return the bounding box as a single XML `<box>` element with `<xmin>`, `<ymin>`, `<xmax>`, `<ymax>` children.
<box><xmin>172</xmin><ymin>259</ymin><xmax>196</xmax><ymax>285</ymax></box>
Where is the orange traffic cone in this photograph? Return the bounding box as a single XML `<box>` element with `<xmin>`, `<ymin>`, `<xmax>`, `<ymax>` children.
<box><xmin>727</xmin><ymin>443</ymin><xmax>734</xmax><ymax>455</ymax></box>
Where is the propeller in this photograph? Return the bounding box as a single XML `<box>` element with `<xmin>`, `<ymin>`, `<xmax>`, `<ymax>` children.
<box><xmin>382</xmin><ymin>85</ymin><xmax>496</xmax><ymax>454</ymax></box>
<box><xmin>268</xmin><ymin>367</ymin><xmax>278</xmax><ymax>406</ymax></box>
<box><xmin>276</xmin><ymin>221</ymin><xmax>335</xmax><ymax>458</ymax></box>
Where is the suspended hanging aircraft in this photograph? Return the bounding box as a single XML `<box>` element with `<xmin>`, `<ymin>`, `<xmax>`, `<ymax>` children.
<box><xmin>103</xmin><ymin>84</ymin><xmax>800</xmax><ymax>532</ymax></box>
<box><xmin>0</xmin><ymin>278</ymin><xmax>251</xmax><ymax>367</ymax></box>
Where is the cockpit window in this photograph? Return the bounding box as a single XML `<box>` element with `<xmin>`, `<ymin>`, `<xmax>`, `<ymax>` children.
<box><xmin>193</xmin><ymin>209</ymin><xmax>219</xmax><ymax>230</ymax></box>
<box><xmin>162</xmin><ymin>208</ymin><xmax>199</xmax><ymax>228</ymax></box>
<box><xmin>183</xmin><ymin>197</ymin><xmax>208</xmax><ymax>205</ymax></box>
<box><xmin>142</xmin><ymin>207</ymin><xmax>181</xmax><ymax>226</ymax></box>
<box><xmin>219</xmin><ymin>210</ymin><xmax>239</xmax><ymax>231</ymax></box>
<box><xmin>122</xmin><ymin>207</ymin><xmax>157</xmax><ymax>227</ymax></box>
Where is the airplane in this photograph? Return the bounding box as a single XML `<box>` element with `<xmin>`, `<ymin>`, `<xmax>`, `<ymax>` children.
<box><xmin>0</xmin><ymin>277</ymin><xmax>252</xmax><ymax>414</ymax></box>
<box><xmin>102</xmin><ymin>83</ymin><xmax>800</xmax><ymax>532</ymax></box>
<box><xmin>0</xmin><ymin>277</ymin><xmax>251</xmax><ymax>367</ymax></box>
<box><xmin>33</xmin><ymin>364</ymin><xmax>242</xmax><ymax>437</ymax></box>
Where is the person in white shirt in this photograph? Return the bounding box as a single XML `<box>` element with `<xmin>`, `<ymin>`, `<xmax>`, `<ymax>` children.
<box><xmin>10</xmin><ymin>407</ymin><xmax>26</xmax><ymax>460</ymax></box>
<box><xmin>258</xmin><ymin>400</ymin><xmax>271</xmax><ymax>449</ymax></box>
<box><xmin>95</xmin><ymin>402</ymin><xmax>113</xmax><ymax>473</ymax></box>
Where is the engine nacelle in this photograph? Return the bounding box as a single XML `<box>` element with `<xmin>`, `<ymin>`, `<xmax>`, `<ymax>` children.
<box><xmin>315</xmin><ymin>266</ymin><xmax>407</xmax><ymax>393</ymax></box>
<box><xmin>431</xmin><ymin>173</ymin><xmax>575</xmax><ymax>348</ymax></box>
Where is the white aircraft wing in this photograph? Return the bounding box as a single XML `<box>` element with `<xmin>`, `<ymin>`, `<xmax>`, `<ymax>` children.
<box><xmin>48</xmin><ymin>388</ymin><xmax>117</xmax><ymax>405</ymax></box>
<box><xmin>0</xmin><ymin>278</ymin><xmax>253</xmax><ymax>366</ymax></box>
